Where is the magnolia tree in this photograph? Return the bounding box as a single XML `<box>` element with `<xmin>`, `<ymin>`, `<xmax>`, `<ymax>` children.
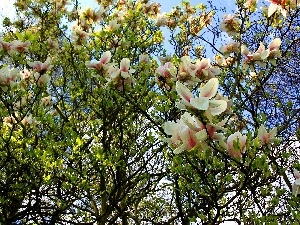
<box><xmin>0</xmin><ymin>0</ymin><xmax>300</xmax><ymax>224</ymax></box>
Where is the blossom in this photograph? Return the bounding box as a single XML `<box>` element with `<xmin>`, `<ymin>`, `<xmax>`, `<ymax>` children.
<box><xmin>244</xmin><ymin>0</ymin><xmax>257</xmax><ymax>10</ymax></box>
<box><xmin>220</xmin><ymin>14</ymin><xmax>240</xmax><ymax>36</ymax></box>
<box><xmin>177</xmin><ymin>56</ymin><xmax>195</xmax><ymax>81</ymax></box>
<box><xmin>106</xmin><ymin>19</ymin><xmax>121</xmax><ymax>31</ymax></box>
<box><xmin>106</xmin><ymin>58</ymin><xmax>135</xmax><ymax>90</ymax></box>
<box><xmin>267</xmin><ymin>0</ymin><xmax>300</xmax><ymax>17</ymax></box>
<box><xmin>111</xmin><ymin>58</ymin><xmax>135</xmax><ymax>79</ymax></box>
<box><xmin>34</xmin><ymin>72</ymin><xmax>50</xmax><ymax>87</ymax></box>
<box><xmin>41</xmin><ymin>96</ymin><xmax>52</xmax><ymax>107</ymax></box>
<box><xmin>257</xmin><ymin>125</ymin><xmax>277</xmax><ymax>145</ymax></box>
<box><xmin>28</xmin><ymin>57</ymin><xmax>52</xmax><ymax>74</ymax></box>
<box><xmin>227</xmin><ymin>131</ymin><xmax>247</xmax><ymax>158</ymax></box>
<box><xmin>219</xmin><ymin>42</ymin><xmax>240</xmax><ymax>55</ymax></box>
<box><xmin>21</xmin><ymin>114</ymin><xmax>37</xmax><ymax>126</ymax></box>
<box><xmin>163</xmin><ymin>112</ymin><xmax>208</xmax><ymax>154</ymax></box>
<box><xmin>0</xmin><ymin>66</ymin><xmax>20</xmax><ymax>90</ymax></box>
<box><xmin>139</xmin><ymin>54</ymin><xmax>149</xmax><ymax>63</ymax></box>
<box><xmin>0</xmin><ymin>39</ymin><xmax>30</xmax><ymax>55</ymax></box>
<box><xmin>176</xmin><ymin>78</ymin><xmax>227</xmax><ymax>116</ymax></box>
<box><xmin>156</xmin><ymin>13</ymin><xmax>168</xmax><ymax>26</ymax></box>
<box><xmin>20</xmin><ymin>68</ymin><xmax>32</xmax><ymax>80</ymax></box>
<box><xmin>268</xmin><ymin>38</ymin><xmax>282</xmax><ymax>65</ymax></box>
<box><xmin>85</xmin><ymin>51</ymin><xmax>112</xmax><ymax>70</ymax></box>
<box><xmin>71</xmin><ymin>25</ymin><xmax>90</xmax><ymax>46</ymax></box>
<box><xmin>292</xmin><ymin>169</ymin><xmax>300</xmax><ymax>196</ymax></box>
<box><xmin>193</xmin><ymin>58</ymin><xmax>221</xmax><ymax>79</ymax></box>
<box><xmin>155</xmin><ymin>62</ymin><xmax>176</xmax><ymax>89</ymax></box>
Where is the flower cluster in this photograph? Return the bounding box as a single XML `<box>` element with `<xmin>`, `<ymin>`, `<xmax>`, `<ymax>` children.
<box><xmin>0</xmin><ymin>39</ymin><xmax>30</xmax><ymax>55</ymax></box>
<box><xmin>155</xmin><ymin>55</ymin><xmax>221</xmax><ymax>89</ymax></box>
<box><xmin>241</xmin><ymin>38</ymin><xmax>281</xmax><ymax>70</ymax></box>
<box><xmin>86</xmin><ymin>51</ymin><xmax>135</xmax><ymax>90</ymax></box>
<box><xmin>163</xmin><ymin>112</ymin><xmax>225</xmax><ymax>154</ymax></box>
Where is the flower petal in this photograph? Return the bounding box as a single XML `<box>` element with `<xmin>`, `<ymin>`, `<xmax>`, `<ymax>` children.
<box><xmin>294</xmin><ymin>169</ymin><xmax>300</xmax><ymax>179</ymax></box>
<box><xmin>268</xmin><ymin>3</ymin><xmax>278</xmax><ymax>17</ymax></box>
<box><xmin>268</xmin><ymin>38</ymin><xmax>281</xmax><ymax>51</ymax></box>
<box><xmin>200</xmin><ymin>78</ymin><xmax>219</xmax><ymax>98</ymax></box>
<box><xmin>176</xmin><ymin>81</ymin><xmax>194</xmax><ymax>103</ymax></box>
<box><xmin>190</xmin><ymin>97</ymin><xmax>209</xmax><ymax>110</ymax></box>
<box><xmin>209</xmin><ymin>99</ymin><xmax>227</xmax><ymax>115</ymax></box>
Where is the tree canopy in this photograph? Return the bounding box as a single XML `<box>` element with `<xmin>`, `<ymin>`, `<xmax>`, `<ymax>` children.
<box><xmin>0</xmin><ymin>0</ymin><xmax>299</xmax><ymax>224</ymax></box>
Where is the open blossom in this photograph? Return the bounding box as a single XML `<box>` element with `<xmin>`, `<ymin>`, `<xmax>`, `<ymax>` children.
<box><xmin>20</xmin><ymin>68</ymin><xmax>32</xmax><ymax>80</ymax></box>
<box><xmin>220</xmin><ymin>14</ymin><xmax>240</xmax><ymax>36</ymax></box>
<box><xmin>163</xmin><ymin>112</ymin><xmax>208</xmax><ymax>154</ymax></box>
<box><xmin>176</xmin><ymin>78</ymin><xmax>227</xmax><ymax>116</ymax></box>
<box><xmin>71</xmin><ymin>25</ymin><xmax>90</xmax><ymax>46</ymax></box>
<box><xmin>156</xmin><ymin>13</ymin><xmax>168</xmax><ymax>26</ymax></box>
<box><xmin>193</xmin><ymin>58</ymin><xmax>221</xmax><ymax>79</ymax></box>
<box><xmin>139</xmin><ymin>54</ymin><xmax>149</xmax><ymax>63</ymax></box>
<box><xmin>163</xmin><ymin>112</ymin><xmax>227</xmax><ymax>154</ymax></box>
<box><xmin>0</xmin><ymin>66</ymin><xmax>20</xmax><ymax>90</ymax></box>
<box><xmin>241</xmin><ymin>38</ymin><xmax>281</xmax><ymax>70</ymax></box>
<box><xmin>267</xmin><ymin>0</ymin><xmax>300</xmax><ymax>17</ymax></box>
<box><xmin>220</xmin><ymin>42</ymin><xmax>240</xmax><ymax>55</ymax></box>
<box><xmin>85</xmin><ymin>51</ymin><xmax>112</xmax><ymax>71</ymax></box>
<box><xmin>0</xmin><ymin>39</ymin><xmax>30</xmax><ymax>55</ymax></box>
<box><xmin>106</xmin><ymin>58</ymin><xmax>135</xmax><ymax>90</ymax></box>
<box><xmin>227</xmin><ymin>131</ymin><xmax>247</xmax><ymax>158</ymax></box>
<box><xmin>21</xmin><ymin>114</ymin><xmax>37</xmax><ymax>126</ymax></box>
<box><xmin>28</xmin><ymin>57</ymin><xmax>52</xmax><ymax>74</ymax></box>
<box><xmin>292</xmin><ymin>169</ymin><xmax>300</xmax><ymax>196</ymax></box>
<box><xmin>106</xmin><ymin>19</ymin><xmax>121</xmax><ymax>31</ymax></box>
<box><xmin>244</xmin><ymin>0</ymin><xmax>257</xmax><ymax>10</ymax></box>
<box><xmin>155</xmin><ymin>62</ymin><xmax>176</xmax><ymax>89</ymax></box>
<box><xmin>41</xmin><ymin>96</ymin><xmax>52</xmax><ymax>107</ymax></box>
<box><xmin>80</xmin><ymin>6</ymin><xmax>105</xmax><ymax>23</ymax></box>
<box><xmin>258</xmin><ymin>125</ymin><xmax>277</xmax><ymax>145</ymax></box>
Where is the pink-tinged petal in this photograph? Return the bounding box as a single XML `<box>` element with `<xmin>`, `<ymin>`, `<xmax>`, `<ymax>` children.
<box><xmin>120</xmin><ymin>58</ymin><xmax>130</xmax><ymax>72</ymax></box>
<box><xmin>199</xmin><ymin>78</ymin><xmax>219</xmax><ymax>98</ymax></box>
<box><xmin>100</xmin><ymin>51</ymin><xmax>111</xmax><ymax>64</ymax></box>
<box><xmin>209</xmin><ymin>67</ymin><xmax>221</xmax><ymax>76</ymax></box>
<box><xmin>206</xmin><ymin>124</ymin><xmax>217</xmax><ymax>138</ymax></box>
<box><xmin>190</xmin><ymin>97</ymin><xmax>209</xmax><ymax>110</ymax></box>
<box><xmin>176</xmin><ymin>81</ymin><xmax>194</xmax><ymax>103</ymax></box>
<box><xmin>268</xmin><ymin>38</ymin><xmax>281</xmax><ymax>51</ymax></box>
<box><xmin>209</xmin><ymin>99</ymin><xmax>227</xmax><ymax>116</ymax></box>
<box><xmin>268</xmin><ymin>3</ymin><xmax>278</xmax><ymax>17</ymax></box>
<box><xmin>294</xmin><ymin>169</ymin><xmax>300</xmax><ymax>179</ymax></box>
<box><xmin>180</xmin><ymin>127</ymin><xmax>197</xmax><ymax>149</ymax></box>
<box><xmin>227</xmin><ymin>131</ymin><xmax>247</xmax><ymax>158</ymax></box>
<box><xmin>260</xmin><ymin>50</ymin><xmax>270</xmax><ymax>59</ymax></box>
<box><xmin>258</xmin><ymin>124</ymin><xmax>267</xmax><ymax>141</ymax></box>
<box><xmin>241</xmin><ymin>45</ymin><xmax>250</xmax><ymax>56</ymax></box>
